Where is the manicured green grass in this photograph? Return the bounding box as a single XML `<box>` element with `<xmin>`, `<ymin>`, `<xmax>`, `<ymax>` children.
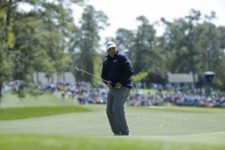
<box><xmin>0</xmin><ymin>133</ymin><xmax>225</xmax><ymax>150</ymax></box>
<box><xmin>0</xmin><ymin>106</ymin><xmax>91</xmax><ymax>120</ymax></box>
<box><xmin>0</xmin><ymin>93</ymin><xmax>225</xmax><ymax>150</ymax></box>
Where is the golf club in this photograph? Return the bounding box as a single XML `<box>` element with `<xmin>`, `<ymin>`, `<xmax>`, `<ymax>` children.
<box><xmin>75</xmin><ymin>67</ymin><xmax>108</xmax><ymax>83</ymax></box>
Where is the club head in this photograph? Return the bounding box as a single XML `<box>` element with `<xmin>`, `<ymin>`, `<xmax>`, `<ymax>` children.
<box><xmin>75</xmin><ymin>67</ymin><xmax>80</xmax><ymax>71</ymax></box>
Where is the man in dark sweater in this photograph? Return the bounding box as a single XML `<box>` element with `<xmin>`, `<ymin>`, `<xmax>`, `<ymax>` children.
<box><xmin>101</xmin><ymin>41</ymin><xmax>134</xmax><ymax>136</ymax></box>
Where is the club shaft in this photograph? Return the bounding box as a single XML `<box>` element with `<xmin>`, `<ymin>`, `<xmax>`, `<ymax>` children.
<box><xmin>78</xmin><ymin>68</ymin><xmax>108</xmax><ymax>83</ymax></box>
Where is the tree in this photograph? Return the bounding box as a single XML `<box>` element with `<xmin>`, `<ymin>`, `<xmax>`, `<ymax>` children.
<box><xmin>211</xmin><ymin>26</ymin><xmax>225</xmax><ymax>89</ymax></box>
<box><xmin>71</xmin><ymin>5</ymin><xmax>108</xmax><ymax>82</ymax></box>
<box><xmin>0</xmin><ymin>0</ymin><xmax>85</xmax><ymax>99</ymax></box>
<box><xmin>160</xmin><ymin>9</ymin><xmax>225</xmax><ymax>89</ymax></box>
<box><xmin>115</xmin><ymin>28</ymin><xmax>135</xmax><ymax>52</ymax></box>
<box><xmin>0</xmin><ymin>0</ymin><xmax>15</xmax><ymax>99</ymax></box>
<box><xmin>116</xmin><ymin>16</ymin><xmax>164</xmax><ymax>76</ymax></box>
<box><xmin>161</xmin><ymin>9</ymin><xmax>205</xmax><ymax>87</ymax></box>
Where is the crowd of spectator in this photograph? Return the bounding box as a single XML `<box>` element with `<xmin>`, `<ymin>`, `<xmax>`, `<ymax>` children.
<box><xmin>127</xmin><ymin>91</ymin><xmax>225</xmax><ymax>108</ymax></box>
<box><xmin>44</xmin><ymin>82</ymin><xmax>225</xmax><ymax>108</ymax></box>
<box><xmin>44</xmin><ymin>82</ymin><xmax>108</xmax><ymax>105</ymax></box>
<box><xmin>3</xmin><ymin>81</ymin><xmax>225</xmax><ymax>108</ymax></box>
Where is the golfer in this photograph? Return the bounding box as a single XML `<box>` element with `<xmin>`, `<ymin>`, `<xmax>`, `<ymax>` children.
<box><xmin>101</xmin><ymin>41</ymin><xmax>134</xmax><ymax>136</ymax></box>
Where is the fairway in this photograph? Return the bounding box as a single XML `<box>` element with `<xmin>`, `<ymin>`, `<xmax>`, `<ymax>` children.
<box><xmin>0</xmin><ymin>94</ymin><xmax>225</xmax><ymax>150</ymax></box>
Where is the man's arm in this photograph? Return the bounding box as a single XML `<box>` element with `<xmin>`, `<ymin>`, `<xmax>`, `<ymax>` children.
<box><xmin>101</xmin><ymin>60</ymin><xmax>113</xmax><ymax>89</ymax></box>
<box><xmin>101</xmin><ymin>60</ymin><xmax>110</xmax><ymax>84</ymax></box>
<box><xmin>120</xmin><ymin>55</ymin><xmax>134</xmax><ymax>82</ymax></box>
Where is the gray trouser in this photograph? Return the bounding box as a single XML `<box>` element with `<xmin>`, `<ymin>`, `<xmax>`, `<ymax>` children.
<box><xmin>106</xmin><ymin>87</ymin><xmax>130</xmax><ymax>135</ymax></box>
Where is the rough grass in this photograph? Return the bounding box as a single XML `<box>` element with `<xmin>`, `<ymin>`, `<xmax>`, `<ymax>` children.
<box><xmin>0</xmin><ymin>106</ymin><xmax>91</xmax><ymax>120</ymax></box>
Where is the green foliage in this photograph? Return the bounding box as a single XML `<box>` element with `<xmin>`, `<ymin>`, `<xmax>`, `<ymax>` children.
<box><xmin>17</xmin><ymin>88</ymin><xmax>26</xmax><ymax>98</ymax></box>
<box><xmin>132</xmin><ymin>72</ymin><xmax>148</xmax><ymax>82</ymax></box>
<box><xmin>54</xmin><ymin>52</ymin><xmax>72</xmax><ymax>72</ymax></box>
<box><xmin>0</xmin><ymin>0</ymin><xmax>86</xmax><ymax>98</ymax></box>
<box><xmin>159</xmin><ymin>10</ymin><xmax>225</xmax><ymax>89</ymax></box>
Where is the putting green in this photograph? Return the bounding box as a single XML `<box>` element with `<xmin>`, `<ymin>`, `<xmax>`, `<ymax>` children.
<box><xmin>0</xmin><ymin>93</ymin><xmax>225</xmax><ymax>150</ymax></box>
<box><xmin>1</xmin><ymin>105</ymin><xmax>225</xmax><ymax>135</ymax></box>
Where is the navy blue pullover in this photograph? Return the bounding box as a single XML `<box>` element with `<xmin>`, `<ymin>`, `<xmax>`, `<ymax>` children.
<box><xmin>101</xmin><ymin>52</ymin><xmax>134</xmax><ymax>88</ymax></box>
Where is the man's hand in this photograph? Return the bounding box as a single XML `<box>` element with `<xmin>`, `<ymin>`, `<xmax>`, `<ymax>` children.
<box><xmin>115</xmin><ymin>82</ymin><xmax>122</xmax><ymax>89</ymax></box>
<box><xmin>107</xmin><ymin>81</ymin><xmax>113</xmax><ymax>89</ymax></box>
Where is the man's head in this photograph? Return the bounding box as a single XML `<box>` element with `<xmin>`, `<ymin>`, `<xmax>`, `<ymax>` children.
<box><xmin>106</xmin><ymin>41</ymin><xmax>117</xmax><ymax>58</ymax></box>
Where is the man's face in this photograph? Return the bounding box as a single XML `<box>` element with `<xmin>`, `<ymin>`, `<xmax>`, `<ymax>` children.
<box><xmin>107</xmin><ymin>47</ymin><xmax>117</xmax><ymax>57</ymax></box>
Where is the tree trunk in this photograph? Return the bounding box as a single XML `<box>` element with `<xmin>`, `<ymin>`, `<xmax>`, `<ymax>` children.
<box><xmin>0</xmin><ymin>81</ymin><xmax>3</xmax><ymax>107</ymax></box>
<box><xmin>6</xmin><ymin>0</ymin><xmax>12</xmax><ymax>50</ymax></box>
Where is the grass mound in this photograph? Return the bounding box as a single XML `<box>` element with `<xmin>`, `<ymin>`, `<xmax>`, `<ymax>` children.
<box><xmin>0</xmin><ymin>106</ymin><xmax>91</xmax><ymax>120</ymax></box>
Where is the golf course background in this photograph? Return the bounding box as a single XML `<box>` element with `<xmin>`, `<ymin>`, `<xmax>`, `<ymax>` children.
<box><xmin>0</xmin><ymin>92</ymin><xmax>225</xmax><ymax>150</ymax></box>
